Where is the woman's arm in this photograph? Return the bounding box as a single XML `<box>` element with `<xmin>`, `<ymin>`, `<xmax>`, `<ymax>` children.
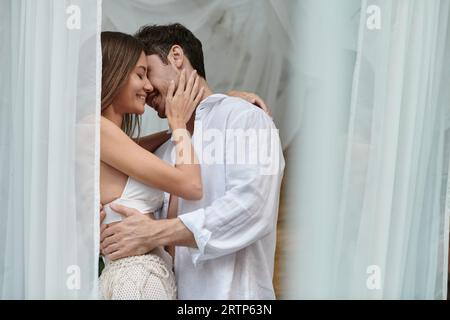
<box><xmin>101</xmin><ymin>117</ymin><xmax>201</xmax><ymax>200</ymax></box>
<box><xmin>102</xmin><ymin>70</ymin><xmax>204</xmax><ymax>200</ymax></box>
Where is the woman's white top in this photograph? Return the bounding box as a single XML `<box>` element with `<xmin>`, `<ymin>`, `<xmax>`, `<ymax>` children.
<box><xmin>102</xmin><ymin>177</ymin><xmax>172</xmax><ymax>267</ymax></box>
<box><xmin>103</xmin><ymin>177</ymin><xmax>164</xmax><ymax>224</ymax></box>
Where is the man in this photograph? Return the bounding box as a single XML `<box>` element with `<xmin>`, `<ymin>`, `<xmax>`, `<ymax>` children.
<box><xmin>100</xmin><ymin>23</ymin><xmax>285</xmax><ymax>299</ymax></box>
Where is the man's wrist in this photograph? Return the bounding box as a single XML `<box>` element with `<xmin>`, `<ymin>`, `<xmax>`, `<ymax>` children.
<box><xmin>174</xmin><ymin>218</ymin><xmax>197</xmax><ymax>248</ymax></box>
<box><xmin>169</xmin><ymin>120</ymin><xmax>186</xmax><ymax>131</ymax></box>
<box><xmin>154</xmin><ymin>218</ymin><xmax>197</xmax><ymax>249</ymax></box>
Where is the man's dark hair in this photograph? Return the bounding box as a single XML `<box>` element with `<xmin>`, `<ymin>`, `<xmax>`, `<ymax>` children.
<box><xmin>135</xmin><ymin>23</ymin><xmax>206</xmax><ymax>79</ymax></box>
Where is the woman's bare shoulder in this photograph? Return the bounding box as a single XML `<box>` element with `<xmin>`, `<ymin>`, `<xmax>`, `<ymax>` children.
<box><xmin>101</xmin><ymin>116</ymin><xmax>118</xmax><ymax>129</ymax></box>
<box><xmin>100</xmin><ymin>116</ymin><xmax>127</xmax><ymax>140</ymax></box>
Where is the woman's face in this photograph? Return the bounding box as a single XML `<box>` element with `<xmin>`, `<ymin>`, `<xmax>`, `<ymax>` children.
<box><xmin>112</xmin><ymin>52</ymin><xmax>152</xmax><ymax>115</ymax></box>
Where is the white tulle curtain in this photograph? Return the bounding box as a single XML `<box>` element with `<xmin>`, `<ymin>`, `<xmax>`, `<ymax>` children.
<box><xmin>0</xmin><ymin>0</ymin><xmax>101</xmax><ymax>299</ymax></box>
<box><xmin>286</xmin><ymin>0</ymin><xmax>450</xmax><ymax>299</ymax></box>
<box><xmin>101</xmin><ymin>0</ymin><xmax>297</xmax><ymax>146</ymax></box>
<box><xmin>2</xmin><ymin>0</ymin><xmax>449</xmax><ymax>301</ymax></box>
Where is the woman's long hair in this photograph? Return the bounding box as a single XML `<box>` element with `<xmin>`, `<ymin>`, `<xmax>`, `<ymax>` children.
<box><xmin>101</xmin><ymin>31</ymin><xmax>144</xmax><ymax>138</ymax></box>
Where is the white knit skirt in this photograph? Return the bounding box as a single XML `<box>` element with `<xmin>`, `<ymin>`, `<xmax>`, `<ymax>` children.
<box><xmin>99</xmin><ymin>252</ymin><xmax>177</xmax><ymax>300</ymax></box>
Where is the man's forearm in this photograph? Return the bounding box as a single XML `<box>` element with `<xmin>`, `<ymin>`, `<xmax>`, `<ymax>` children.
<box><xmin>134</xmin><ymin>130</ymin><xmax>171</xmax><ymax>152</ymax></box>
<box><xmin>154</xmin><ymin>218</ymin><xmax>198</xmax><ymax>249</ymax></box>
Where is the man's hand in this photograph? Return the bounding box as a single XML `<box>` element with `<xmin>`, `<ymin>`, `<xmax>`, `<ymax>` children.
<box><xmin>100</xmin><ymin>203</ymin><xmax>157</xmax><ymax>261</ymax></box>
<box><xmin>227</xmin><ymin>90</ymin><xmax>273</xmax><ymax>117</ymax></box>
<box><xmin>100</xmin><ymin>203</ymin><xmax>197</xmax><ymax>261</ymax></box>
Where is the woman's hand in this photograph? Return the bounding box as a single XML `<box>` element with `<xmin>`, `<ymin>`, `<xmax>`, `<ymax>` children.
<box><xmin>228</xmin><ymin>90</ymin><xmax>272</xmax><ymax>117</ymax></box>
<box><xmin>166</xmin><ymin>69</ymin><xmax>204</xmax><ymax>131</ymax></box>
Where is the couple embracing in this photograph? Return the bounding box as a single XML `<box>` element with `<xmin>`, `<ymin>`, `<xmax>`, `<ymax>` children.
<box><xmin>99</xmin><ymin>23</ymin><xmax>284</xmax><ymax>300</ymax></box>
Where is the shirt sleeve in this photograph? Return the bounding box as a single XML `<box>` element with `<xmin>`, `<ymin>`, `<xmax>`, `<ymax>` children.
<box><xmin>178</xmin><ymin>105</ymin><xmax>285</xmax><ymax>266</ymax></box>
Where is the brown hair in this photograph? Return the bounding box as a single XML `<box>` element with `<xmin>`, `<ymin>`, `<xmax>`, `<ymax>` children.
<box><xmin>135</xmin><ymin>23</ymin><xmax>206</xmax><ymax>79</ymax></box>
<box><xmin>101</xmin><ymin>31</ymin><xmax>144</xmax><ymax>138</ymax></box>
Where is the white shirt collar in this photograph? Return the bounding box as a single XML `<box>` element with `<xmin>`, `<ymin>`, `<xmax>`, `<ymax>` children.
<box><xmin>195</xmin><ymin>93</ymin><xmax>228</xmax><ymax>119</ymax></box>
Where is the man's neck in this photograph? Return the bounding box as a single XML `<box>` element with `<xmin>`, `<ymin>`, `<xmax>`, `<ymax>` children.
<box><xmin>186</xmin><ymin>77</ymin><xmax>213</xmax><ymax>135</ymax></box>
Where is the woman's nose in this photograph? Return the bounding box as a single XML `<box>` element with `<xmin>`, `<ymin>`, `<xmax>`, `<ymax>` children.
<box><xmin>144</xmin><ymin>78</ymin><xmax>153</xmax><ymax>92</ymax></box>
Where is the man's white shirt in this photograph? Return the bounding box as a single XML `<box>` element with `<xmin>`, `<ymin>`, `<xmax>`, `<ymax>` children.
<box><xmin>154</xmin><ymin>94</ymin><xmax>285</xmax><ymax>299</ymax></box>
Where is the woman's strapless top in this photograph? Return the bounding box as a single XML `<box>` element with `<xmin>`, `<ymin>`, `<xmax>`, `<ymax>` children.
<box><xmin>103</xmin><ymin>177</ymin><xmax>164</xmax><ymax>225</ymax></box>
<box><xmin>101</xmin><ymin>177</ymin><xmax>172</xmax><ymax>268</ymax></box>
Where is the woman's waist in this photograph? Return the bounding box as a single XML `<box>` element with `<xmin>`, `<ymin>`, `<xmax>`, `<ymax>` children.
<box><xmin>103</xmin><ymin>248</ymin><xmax>173</xmax><ymax>270</ymax></box>
<box><xmin>102</xmin><ymin>198</ymin><xmax>161</xmax><ymax>225</ymax></box>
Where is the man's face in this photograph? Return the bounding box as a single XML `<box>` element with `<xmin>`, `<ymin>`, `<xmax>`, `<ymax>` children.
<box><xmin>145</xmin><ymin>54</ymin><xmax>178</xmax><ymax>118</ymax></box>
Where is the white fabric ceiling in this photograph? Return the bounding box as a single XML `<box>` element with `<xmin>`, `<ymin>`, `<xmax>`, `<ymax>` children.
<box><xmin>102</xmin><ymin>0</ymin><xmax>298</xmax><ymax>147</ymax></box>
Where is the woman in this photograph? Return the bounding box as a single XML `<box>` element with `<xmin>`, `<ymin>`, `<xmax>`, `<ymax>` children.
<box><xmin>98</xmin><ymin>31</ymin><xmax>270</xmax><ymax>300</ymax></box>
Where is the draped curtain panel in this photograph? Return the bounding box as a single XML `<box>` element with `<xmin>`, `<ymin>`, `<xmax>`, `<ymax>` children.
<box><xmin>0</xmin><ymin>0</ymin><xmax>101</xmax><ymax>299</ymax></box>
<box><xmin>286</xmin><ymin>0</ymin><xmax>450</xmax><ymax>299</ymax></box>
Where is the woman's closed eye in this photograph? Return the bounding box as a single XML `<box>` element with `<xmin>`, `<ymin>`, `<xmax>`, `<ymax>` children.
<box><xmin>136</xmin><ymin>65</ymin><xmax>147</xmax><ymax>80</ymax></box>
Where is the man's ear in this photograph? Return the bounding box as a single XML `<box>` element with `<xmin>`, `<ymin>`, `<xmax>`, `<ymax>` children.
<box><xmin>168</xmin><ymin>45</ymin><xmax>185</xmax><ymax>70</ymax></box>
